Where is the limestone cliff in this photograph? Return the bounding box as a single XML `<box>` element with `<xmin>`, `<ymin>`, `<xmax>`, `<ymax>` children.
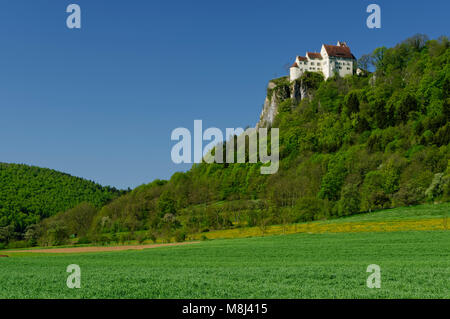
<box><xmin>256</xmin><ymin>76</ymin><xmax>311</xmax><ymax>128</ymax></box>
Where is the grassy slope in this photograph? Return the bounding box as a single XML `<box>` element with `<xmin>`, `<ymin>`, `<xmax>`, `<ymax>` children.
<box><xmin>0</xmin><ymin>231</ymin><xmax>449</xmax><ymax>298</ymax></box>
<box><xmin>189</xmin><ymin>203</ymin><xmax>450</xmax><ymax>240</ymax></box>
<box><xmin>333</xmin><ymin>202</ymin><xmax>450</xmax><ymax>222</ymax></box>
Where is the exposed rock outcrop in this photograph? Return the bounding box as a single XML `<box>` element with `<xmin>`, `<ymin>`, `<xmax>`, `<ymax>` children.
<box><xmin>257</xmin><ymin>77</ymin><xmax>310</xmax><ymax>128</ymax></box>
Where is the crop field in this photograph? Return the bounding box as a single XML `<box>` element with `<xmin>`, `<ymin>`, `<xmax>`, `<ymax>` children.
<box><xmin>0</xmin><ymin>230</ymin><xmax>449</xmax><ymax>298</ymax></box>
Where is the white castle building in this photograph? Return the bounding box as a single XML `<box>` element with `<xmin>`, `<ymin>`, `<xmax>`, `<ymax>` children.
<box><xmin>289</xmin><ymin>41</ymin><xmax>357</xmax><ymax>81</ymax></box>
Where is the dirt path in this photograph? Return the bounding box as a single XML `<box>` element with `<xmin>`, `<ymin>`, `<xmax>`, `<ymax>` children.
<box><xmin>5</xmin><ymin>241</ymin><xmax>200</xmax><ymax>254</ymax></box>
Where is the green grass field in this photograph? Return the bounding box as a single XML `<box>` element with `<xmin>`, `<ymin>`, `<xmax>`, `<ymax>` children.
<box><xmin>1</xmin><ymin>230</ymin><xmax>449</xmax><ymax>298</ymax></box>
<box><xmin>328</xmin><ymin>202</ymin><xmax>450</xmax><ymax>222</ymax></box>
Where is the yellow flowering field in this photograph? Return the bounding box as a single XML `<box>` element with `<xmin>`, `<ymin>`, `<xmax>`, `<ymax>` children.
<box><xmin>191</xmin><ymin>217</ymin><xmax>448</xmax><ymax>240</ymax></box>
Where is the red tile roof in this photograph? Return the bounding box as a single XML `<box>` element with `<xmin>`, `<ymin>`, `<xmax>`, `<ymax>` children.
<box><xmin>297</xmin><ymin>56</ymin><xmax>308</xmax><ymax>61</ymax></box>
<box><xmin>323</xmin><ymin>44</ymin><xmax>355</xmax><ymax>59</ymax></box>
<box><xmin>291</xmin><ymin>62</ymin><xmax>299</xmax><ymax>68</ymax></box>
<box><xmin>307</xmin><ymin>52</ymin><xmax>322</xmax><ymax>59</ymax></box>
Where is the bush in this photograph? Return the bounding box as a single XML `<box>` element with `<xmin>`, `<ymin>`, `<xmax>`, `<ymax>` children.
<box><xmin>434</xmin><ymin>123</ymin><xmax>450</xmax><ymax>146</ymax></box>
<box><xmin>136</xmin><ymin>233</ymin><xmax>147</xmax><ymax>244</ymax></box>
<box><xmin>147</xmin><ymin>231</ymin><xmax>157</xmax><ymax>243</ymax></box>
<box><xmin>343</xmin><ymin>91</ymin><xmax>360</xmax><ymax>116</ymax></box>
<box><xmin>361</xmin><ymin>171</ymin><xmax>390</xmax><ymax>211</ymax></box>
<box><xmin>45</xmin><ymin>224</ymin><xmax>70</xmax><ymax>246</ymax></box>
<box><xmin>119</xmin><ymin>233</ymin><xmax>127</xmax><ymax>244</ymax></box>
<box><xmin>392</xmin><ymin>164</ymin><xmax>433</xmax><ymax>206</ymax></box>
<box><xmin>319</xmin><ymin>153</ymin><xmax>347</xmax><ymax>201</ymax></box>
<box><xmin>174</xmin><ymin>230</ymin><xmax>187</xmax><ymax>243</ymax></box>
<box><xmin>278</xmin><ymin>99</ymin><xmax>293</xmax><ymax>113</ymax></box>
<box><xmin>77</xmin><ymin>237</ymin><xmax>91</xmax><ymax>245</ymax></box>
<box><xmin>337</xmin><ymin>184</ymin><xmax>361</xmax><ymax>216</ymax></box>
<box><xmin>443</xmin><ymin>179</ymin><xmax>450</xmax><ymax>201</ymax></box>
<box><xmin>425</xmin><ymin>173</ymin><xmax>448</xmax><ymax>201</ymax></box>
<box><xmin>7</xmin><ymin>240</ymin><xmax>28</xmax><ymax>249</ymax></box>
<box><xmin>93</xmin><ymin>235</ymin><xmax>110</xmax><ymax>246</ymax></box>
<box><xmin>246</xmin><ymin>210</ymin><xmax>258</xmax><ymax>227</ymax></box>
<box><xmin>295</xmin><ymin>197</ymin><xmax>323</xmax><ymax>221</ymax></box>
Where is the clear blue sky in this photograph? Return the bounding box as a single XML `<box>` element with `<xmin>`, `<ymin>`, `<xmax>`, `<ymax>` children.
<box><xmin>0</xmin><ymin>0</ymin><xmax>448</xmax><ymax>189</ymax></box>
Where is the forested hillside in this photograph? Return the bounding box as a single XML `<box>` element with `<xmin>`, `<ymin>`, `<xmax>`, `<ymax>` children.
<box><xmin>1</xmin><ymin>35</ymin><xmax>449</xmax><ymax>248</ymax></box>
<box><xmin>0</xmin><ymin>163</ymin><xmax>123</xmax><ymax>236</ymax></box>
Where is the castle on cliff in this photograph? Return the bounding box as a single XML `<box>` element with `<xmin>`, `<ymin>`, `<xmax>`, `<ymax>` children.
<box><xmin>289</xmin><ymin>41</ymin><xmax>357</xmax><ymax>81</ymax></box>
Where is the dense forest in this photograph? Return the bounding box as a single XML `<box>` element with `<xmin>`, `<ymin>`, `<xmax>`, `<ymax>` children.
<box><xmin>0</xmin><ymin>163</ymin><xmax>124</xmax><ymax>246</ymax></box>
<box><xmin>1</xmin><ymin>35</ymin><xmax>449</xmax><ymax>248</ymax></box>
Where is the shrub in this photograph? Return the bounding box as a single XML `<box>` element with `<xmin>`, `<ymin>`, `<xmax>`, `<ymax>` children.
<box><xmin>111</xmin><ymin>232</ymin><xmax>118</xmax><ymax>243</ymax></box>
<box><xmin>337</xmin><ymin>184</ymin><xmax>361</xmax><ymax>216</ymax></box>
<box><xmin>119</xmin><ymin>233</ymin><xmax>127</xmax><ymax>244</ymax></box>
<box><xmin>392</xmin><ymin>163</ymin><xmax>433</xmax><ymax>206</ymax></box>
<box><xmin>434</xmin><ymin>123</ymin><xmax>450</xmax><ymax>146</ymax></box>
<box><xmin>45</xmin><ymin>224</ymin><xmax>70</xmax><ymax>246</ymax></box>
<box><xmin>246</xmin><ymin>210</ymin><xmax>258</xmax><ymax>227</ymax></box>
<box><xmin>24</xmin><ymin>224</ymin><xmax>40</xmax><ymax>247</ymax></box>
<box><xmin>443</xmin><ymin>178</ymin><xmax>450</xmax><ymax>201</ymax></box>
<box><xmin>278</xmin><ymin>99</ymin><xmax>293</xmax><ymax>113</ymax></box>
<box><xmin>7</xmin><ymin>240</ymin><xmax>28</xmax><ymax>249</ymax></box>
<box><xmin>93</xmin><ymin>235</ymin><xmax>110</xmax><ymax>246</ymax></box>
<box><xmin>343</xmin><ymin>91</ymin><xmax>360</xmax><ymax>116</ymax></box>
<box><xmin>77</xmin><ymin>237</ymin><xmax>91</xmax><ymax>245</ymax></box>
<box><xmin>137</xmin><ymin>233</ymin><xmax>147</xmax><ymax>244</ymax></box>
<box><xmin>318</xmin><ymin>153</ymin><xmax>347</xmax><ymax>201</ymax></box>
<box><xmin>425</xmin><ymin>173</ymin><xmax>450</xmax><ymax>201</ymax></box>
<box><xmin>147</xmin><ymin>231</ymin><xmax>157</xmax><ymax>243</ymax></box>
<box><xmin>174</xmin><ymin>230</ymin><xmax>187</xmax><ymax>243</ymax></box>
<box><xmin>361</xmin><ymin>171</ymin><xmax>390</xmax><ymax>211</ymax></box>
<box><xmin>295</xmin><ymin>197</ymin><xmax>323</xmax><ymax>221</ymax></box>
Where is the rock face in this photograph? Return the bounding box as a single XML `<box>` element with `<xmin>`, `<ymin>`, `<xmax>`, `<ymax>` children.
<box><xmin>257</xmin><ymin>81</ymin><xmax>282</xmax><ymax>128</ymax></box>
<box><xmin>257</xmin><ymin>77</ymin><xmax>309</xmax><ymax>128</ymax></box>
<box><xmin>290</xmin><ymin>79</ymin><xmax>303</xmax><ymax>103</ymax></box>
